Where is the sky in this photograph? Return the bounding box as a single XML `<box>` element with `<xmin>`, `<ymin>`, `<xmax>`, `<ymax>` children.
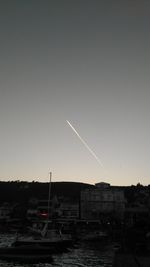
<box><xmin>0</xmin><ymin>0</ymin><xmax>150</xmax><ymax>185</ymax></box>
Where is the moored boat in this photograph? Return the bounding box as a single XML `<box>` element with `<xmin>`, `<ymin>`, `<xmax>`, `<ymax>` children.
<box><xmin>12</xmin><ymin>172</ymin><xmax>73</xmax><ymax>253</ymax></box>
<box><xmin>13</xmin><ymin>227</ymin><xmax>73</xmax><ymax>253</ymax></box>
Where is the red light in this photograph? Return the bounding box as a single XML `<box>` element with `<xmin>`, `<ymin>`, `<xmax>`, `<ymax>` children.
<box><xmin>39</xmin><ymin>212</ymin><xmax>48</xmax><ymax>217</ymax></box>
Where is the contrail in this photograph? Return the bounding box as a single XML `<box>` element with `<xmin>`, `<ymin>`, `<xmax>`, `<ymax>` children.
<box><xmin>66</xmin><ymin>120</ymin><xmax>103</xmax><ymax>167</ymax></box>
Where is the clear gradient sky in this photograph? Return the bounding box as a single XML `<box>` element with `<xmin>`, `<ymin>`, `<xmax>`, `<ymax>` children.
<box><xmin>0</xmin><ymin>0</ymin><xmax>150</xmax><ymax>185</ymax></box>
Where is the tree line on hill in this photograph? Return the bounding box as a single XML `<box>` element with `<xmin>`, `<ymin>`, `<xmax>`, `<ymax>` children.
<box><xmin>0</xmin><ymin>181</ymin><xmax>94</xmax><ymax>203</ymax></box>
<box><xmin>0</xmin><ymin>180</ymin><xmax>149</xmax><ymax>205</ymax></box>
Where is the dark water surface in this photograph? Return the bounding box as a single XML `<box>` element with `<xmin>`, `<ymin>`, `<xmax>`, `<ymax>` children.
<box><xmin>0</xmin><ymin>234</ymin><xmax>114</xmax><ymax>267</ymax></box>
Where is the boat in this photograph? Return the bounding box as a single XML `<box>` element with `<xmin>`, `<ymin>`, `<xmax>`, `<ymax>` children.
<box><xmin>12</xmin><ymin>173</ymin><xmax>73</xmax><ymax>253</ymax></box>
<box><xmin>0</xmin><ymin>172</ymin><xmax>72</xmax><ymax>263</ymax></box>
<box><xmin>13</xmin><ymin>225</ymin><xmax>73</xmax><ymax>253</ymax></box>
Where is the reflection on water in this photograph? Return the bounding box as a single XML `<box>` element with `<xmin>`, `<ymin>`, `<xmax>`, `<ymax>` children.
<box><xmin>0</xmin><ymin>234</ymin><xmax>114</xmax><ymax>267</ymax></box>
<box><xmin>52</xmin><ymin>242</ymin><xmax>114</xmax><ymax>267</ymax></box>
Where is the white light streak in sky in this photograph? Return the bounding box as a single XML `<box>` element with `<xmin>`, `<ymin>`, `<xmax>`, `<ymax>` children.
<box><xmin>66</xmin><ymin>120</ymin><xmax>103</xmax><ymax>167</ymax></box>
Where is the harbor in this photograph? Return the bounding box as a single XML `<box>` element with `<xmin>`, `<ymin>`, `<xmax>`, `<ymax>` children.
<box><xmin>0</xmin><ymin>217</ymin><xmax>149</xmax><ymax>266</ymax></box>
<box><xmin>0</xmin><ymin>232</ymin><xmax>114</xmax><ymax>267</ymax></box>
<box><xmin>0</xmin><ymin>180</ymin><xmax>149</xmax><ymax>266</ymax></box>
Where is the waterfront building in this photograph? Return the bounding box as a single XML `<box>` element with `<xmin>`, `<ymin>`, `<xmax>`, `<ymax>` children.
<box><xmin>80</xmin><ymin>182</ymin><xmax>125</xmax><ymax>221</ymax></box>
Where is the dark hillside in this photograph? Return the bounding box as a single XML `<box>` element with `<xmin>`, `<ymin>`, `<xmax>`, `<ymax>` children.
<box><xmin>51</xmin><ymin>182</ymin><xmax>94</xmax><ymax>200</ymax></box>
<box><xmin>0</xmin><ymin>181</ymin><xmax>94</xmax><ymax>203</ymax></box>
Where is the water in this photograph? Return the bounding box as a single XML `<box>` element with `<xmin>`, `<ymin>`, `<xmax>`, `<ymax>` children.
<box><xmin>52</xmin><ymin>242</ymin><xmax>114</xmax><ymax>267</ymax></box>
<box><xmin>0</xmin><ymin>234</ymin><xmax>114</xmax><ymax>267</ymax></box>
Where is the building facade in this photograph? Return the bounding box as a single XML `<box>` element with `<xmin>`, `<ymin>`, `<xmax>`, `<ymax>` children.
<box><xmin>80</xmin><ymin>182</ymin><xmax>125</xmax><ymax>221</ymax></box>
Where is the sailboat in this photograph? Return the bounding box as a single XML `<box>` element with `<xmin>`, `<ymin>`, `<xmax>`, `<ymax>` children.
<box><xmin>0</xmin><ymin>173</ymin><xmax>73</xmax><ymax>263</ymax></box>
<box><xmin>12</xmin><ymin>172</ymin><xmax>73</xmax><ymax>253</ymax></box>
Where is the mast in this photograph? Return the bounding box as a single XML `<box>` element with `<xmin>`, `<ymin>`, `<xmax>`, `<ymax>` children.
<box><xmin>41</xmin><ymin>172</ymin><xmax>52</xmax><ymax>237</ymax></box>
<box><xmin>47</xmin><ymin>171</ymin><xmax>52</xmax><ymax>221</ymax></box>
